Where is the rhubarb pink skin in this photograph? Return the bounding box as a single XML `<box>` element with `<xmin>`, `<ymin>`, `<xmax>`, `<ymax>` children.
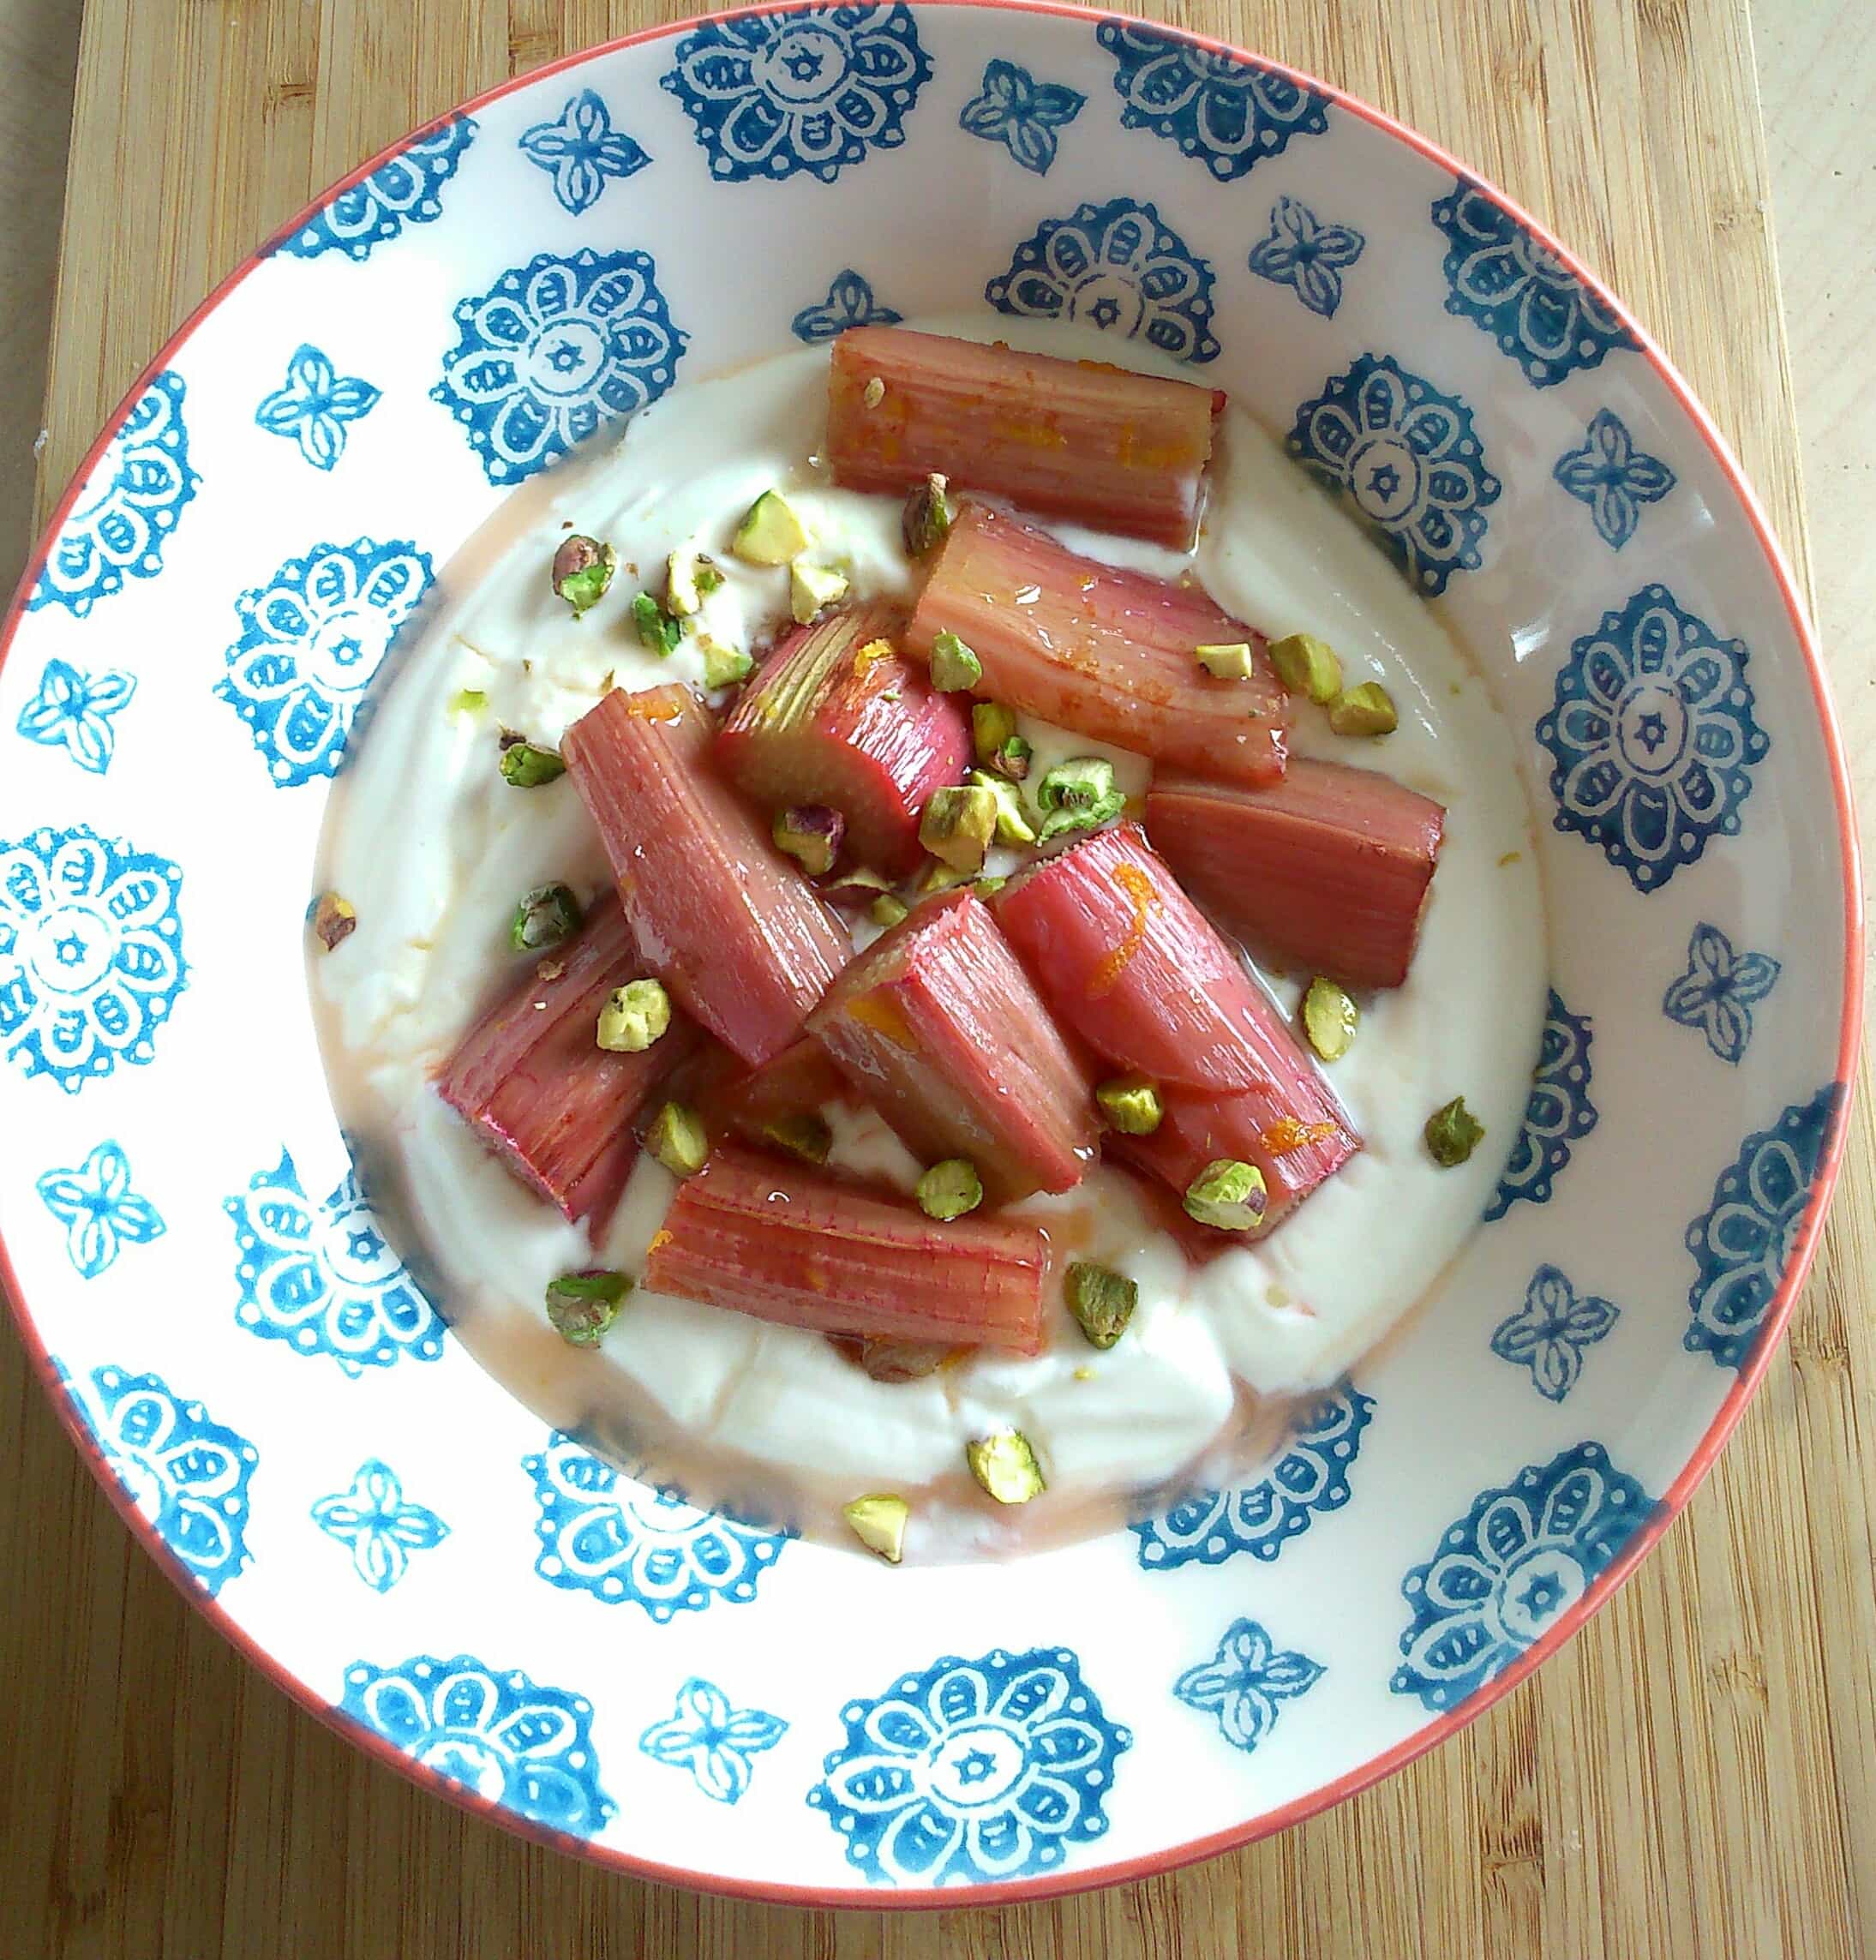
<box><xmin>904</xmin><ymin>504</ymin><xmax>1289</xmax><ymax>785</ymax></box>
<box><xmin>826</xmin><ymin>327</ymin><xmax>1220</xmax><ymax>549</ymax></box>
<box><xmin>807</xmin><ymin>889</ymin><xmax>1096</xmax><ymax>1201</ymax></box>
<box><xmin>691</xmin><ymin>1036</ymin><xmax>849</xmax><ymax>1147</ymax></box>
<box><xmin>644</xmin><ymin>1146</ymin><xmax>1049</xmax><ymax>1354</ymax></box>
<box><xmin>1148</xmin><ymin>762</ymin><xmax>1446</xmax><ymax>989</ymax></box>
<box><xmin>562</xmin><ymin>685</ymin><xmax>851</xmax><ymax>1069</ymax></box>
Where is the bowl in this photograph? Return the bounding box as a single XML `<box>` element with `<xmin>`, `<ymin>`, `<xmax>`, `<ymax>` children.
<box><xmin>0</xmin><ymin>1</ymin><xmax>1857</xmax><ymax>1903</ymax></box>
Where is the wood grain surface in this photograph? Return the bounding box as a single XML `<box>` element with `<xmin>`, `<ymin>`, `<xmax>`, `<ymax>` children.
<box><xmin>3</xmin><ymin>2</ymin><xmax>1872</xmax><ymax>1955</ymax></box>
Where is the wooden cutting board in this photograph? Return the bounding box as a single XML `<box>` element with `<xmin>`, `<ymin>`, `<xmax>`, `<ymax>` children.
<box><xmin>8</xmin><ymin>2</ymin><xmax>1872</xmax><ymax>1955</ymax></box>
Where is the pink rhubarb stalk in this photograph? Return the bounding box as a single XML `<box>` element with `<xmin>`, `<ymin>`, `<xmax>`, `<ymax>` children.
<box><xmin>690</xmin><ymin>1036</ymin><xmax>849</xmax><ymax>1147</ymax></box>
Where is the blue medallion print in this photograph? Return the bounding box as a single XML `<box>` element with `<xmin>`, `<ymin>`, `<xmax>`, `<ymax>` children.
<box><xmin>0</xmin><ymin>824</ymin><xmax>186</xmax><ymax>1095</ymax></box>
<box><xmin>1394</xmin><ymin>1442</ymin><xmax>1653</xmax><ymax>1712</ymax></box>
<box><xmin>958</xmin><ymin>59</ymin><xmax>1084</xmax><ymax>177</ymax></box>
<box><xmin>1097</xmin><ymin>22</ymin><xmax>1329</xmax><ymax>182</ymax></box>
<box><xmin>312</xmin><ymin>1460</ymin><xmax>449</xmax><ymax>1592</ymax></box>
<box><xmin>524</xmin><ymin>1431</ymin><xmax>788</xmax><ymax>1619</ymax></box>
<box><xmin>255</xmin><ymin>345</ymin><xmax>380</xmax><ymax>472</ymax></box>
<box><xmin>518</xmin><ymin>90</ymin><xmax>650</xmax><ymax>214</ymax></box>
<box><xmin>1288</xmin><ymin>355</ymin><xmax>1500</xmax><ymax>595</ymax></box>
<box><xmin>661</xmin><ymin>6</ymin><xmax>931</xmax><ymax>185</ymax></box>
<box><xmin>986</xmin><ymin>198</ymin><xmax>1220</xmax><ymax>364</ymax></box>
<box><xmin>339</xmin><ymin>1655</ymin><xmax>614</xmax><ymax>1837</ymax></box>
<box><xmin>1489</xmin><ymin>1265</ymin><xmax>1620</xmax><ymax>1403</ymax></box>
<box><xmin>1663</xmin><ymin>922</ymin><xmax>1780</xmax><ymax>1065</ymax></box>
<box><xmin>16</xmin><ymin>658</ymin><xmax>137</xmax><ymax>775</ymax></box>
<box><xmin>808</xmin><ymin>1645</ymin><xmax>1131</xmax><ymax>1886</ymax></box>
<box><xmin>1554</xmin><ymin>409</ymin><xmax>1675</xmax><ymax>549</ymax></box>
<box><xmin>37</xmin><ymin>1141</ymin><xmax>165</xmax><ymax>1280</ymax></box>
<box><xmin>57</xmin><ymin>1362</ymin><xmax>257</xmax><ymax>1597</ymax></box>
<box><xmin>225</xmin><ymin>1147</ymin><xmax>444</xmax><ymax>1375</ymax></box>
<box><xmin>1685</xmin><ymin>1084</ymin><xmax>1841</xmax><ymax>1370</ymax></box>
<box><xmin>1174</xmin><ymin>1617</ymin><xmax>1322</xmax><ymax>1753</ymax></box>
<box><xmin>1131</xmin><ymin>1381</ymin><xmax>1372</xmax><ymax>1570</ymax></box>
<box><xmin>433</xmin><ymin>249</ymin><xmax>686</xmax><ymax>486</ymax></box>
<box><xmin>1248</xmin><ymin>195</ymin><xmax>1364</xmax><ymax>318</ymax></box>
<box><xmin>215</xmin><ymin>536</ymin><xmax>432</xmax><ymax>787</ymax></box>
<box><xmin>639</xmin><ymin>1678</ymin><xmax>788</xmax><ymax>1805</ymax></box>
<box><xmin>791</xmin><ymin>267</ymin><xmax>903</xmax><ymax>343</ymax></box>
<box><xmin>277</xmin><ymin>117</ymin><xmax>476</xmax><ymax>262</ymax></box>
<box><xmin>1536</xmin><ymin>585</ymin><xmax>1768</xmax><ymax>892</ymax></box>
<box><xmin>1484</xmin><ymin>990</ymin><xmax>1597</xmax><ymax>1221</ymax></box>
<box><xmin>1432</xmin><ymin>179</ymin><xmax>1638</xmax><ymax>387</ymax></box>
<box><xmin>30</xmin><ymin>371</ymin><xmax>197</xmax><ymax>620</ymax></box>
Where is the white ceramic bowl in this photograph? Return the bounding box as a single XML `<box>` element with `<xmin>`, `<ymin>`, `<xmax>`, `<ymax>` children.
<box><xmin>0</xmin><ymin>3</ymin><xmax>1858</xmax><ymax>1903</ymax></box>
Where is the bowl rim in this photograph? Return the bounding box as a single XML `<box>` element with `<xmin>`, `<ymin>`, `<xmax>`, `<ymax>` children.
<box><xmin>2</xmin><ymin>0</ymin><xmax>1861</xmax><ymax>1909</ymax></box>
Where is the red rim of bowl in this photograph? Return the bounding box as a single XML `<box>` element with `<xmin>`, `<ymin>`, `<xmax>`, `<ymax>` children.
<box><xmin>1</xmin><ymin>0</ymin><xmax>1861</xmax><ymax>1909</ymax></box>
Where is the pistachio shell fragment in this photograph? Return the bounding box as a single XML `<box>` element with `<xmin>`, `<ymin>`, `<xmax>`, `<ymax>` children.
<box><xmin>928</xmin><ymin>629</ymin><xmax>983</xmax><ymax>693</ymax></box>
<box><xmin>545</xmin><ymin>1268</ymin><xmax>631</xmax><ymax>1346</ymax></box>
<box><xmin>842</xmin><ymin>1492</ymin><xmax>910</xmax><ymax>1564</ymax></box>
<box><xmin>1065</xmin><ymin>1262</ymin><xmax>1136</xmax><ymax>1348</ymax></box>
<box><xmin>966</xmin><ymin>1430</ymin><xmax>1046</xmax><ymax>1505</ymax></box>
<box><xmin>1424</xmin><ymin>1096</ymin><xmax>1485</xmax><ymax>1166</ymax></box>
<box><xmin>1183</xmin><ymin>1158</ymin><xmax>1268</xmax><ymax>1232</ymax></box>
<box><xmin>916</xmin><ymin>1159</ymin><xmax>983</xmax><ymax>1220</ymax></box>
<box><xmin>646</xmin><ymin>1101</ymin><xmax>709</xmax><ymax>1178</ymax></box>
<box><xmin>1095</xmin><ymin>1074</ymin><xmax>1163</xmax><ymax>1135</ymax></box>
<box><xmin>596</xmin><ymin>978</ymin><xmax>672</xmax><ymax>1052</ymax></box>
<box><xmin>1268</xmin><ymin>632</ymin><xmax>1344</xmax><ymax>704</ymax></box>
<box><xmin>1328</xmin><ymin>681</ymin><xmax>1399</xmax><ymax>738</ymax></box>
<box><xmin>1302</xmin><ymin>977</ymin><xmax>1359</xmax><ymax>1062</ymax></box>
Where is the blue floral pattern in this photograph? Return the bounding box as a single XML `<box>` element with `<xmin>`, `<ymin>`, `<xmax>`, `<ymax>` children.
<box><xmin>225</xmin><ymin>1147</ymin><xmax>444</xmax><ymax>1374</ymax></box>
<box><xmin>312</xmin><ymin>1460</ymin><xmax>449</xmax><ymax>1591</ymax></box>
<box><xmin>1663</xmin><ymin>922</ymin><xmax>1780</xmax><ymax>1065</ymax></box>
<box><xmin>1484</xmin><ymin>990</ymin><xmax>1597</xmax><ymax>1221</ymax></box>
<box><xmin>1537</xmin><ymin>585</ymin><xmax>1769</xmax><ymax>892</ymax></box>
<box><xmin>1432</xmin><ymin>180</ymin><xmax>1638</xmax><ymax>387</ymax></box>
<box><xmin>255</xmin><ymin>345</ymin><xmax>381</xmax><ymax>471</ymax></box>
<box><xmin>986</xmin><ymin>197</ymin><xmax>1219</xmax><ymax>364</ymax></box>
<box><xmin>16</xmin><ymin>659</ymin><xmax>137</xmax><ymax>775</ymax></box>
<box><xmin>808</xmin><ymin>1646</ymin><xmax>1130</xmax><ymax>1886</ymax></box>
<box><xmin>0</xmin><ymin>824</ymin><xmax>186</xmax><ymax>1095</ymax></box>
<box><xmin>37</xmin><ymin>1141</ymin><xmax>165</xmax><ymax>1279</ymax></box>
<box><xmin>1174</xmin><ymin>1617</ymin><xmax>1322</xmax><ymax>1753</ymax></box>
<box><xmin>661</xmin><ymin>7</ymin><xmax>931</xmax><ymax>184</ymax></box>
<box><xmin>1248</xmin><ymin>195</ymin><xmax>1364</xmax><ymax>318</ymax></box>
<box><xmin>1489</xmin><ymin>1265</ymin><xmax>1620</xmax><ymax>1402</ymax></box>
<box><xmin>29</xmin><ymin>372</ymin><xmax>197</xmax><ymax>620</ymax></box>
<box><xmin>1097</xmin><ymin>23</ymin><xmax>1330</xmax><ymax>182</ymax></box>
<box><xmin>518</xmin><ymin>89</ymin><xmax>649</xmax><ymax>213</ymax></box>
<box><xmin>958</xmin><ymin>59</ymin><xmax>1084</xmax><ymax>176</ymax></box>
<box><xmin>1685</xmin><ymin>1085</ymin><xmax>1841</xmax><ymax>1369</ymax></box>
<box><xmin>277</xmin><ymin>118</ymin><xmax>476</xmax><ymax>262</ymax></box>
<box><xmin>1555</xmin><ymin>409</ymin><xmax>1675</xmax><ymax>549</ymax></box>
<box><xmin>433</xmin><ymin>249</ymin><xmax>686</xmax><ymax>486</ymax></box>
<box><xmin>524</xmin><ymin>1432</ymin><xmax>788</xmax><ymax>1619</ymax></box>
<box><xmin>791</xmin><ymin>267</ymin><xmax>903</xmax><ymax>342</ymax></box>
<box><xmin>1394</xmin><ymin>1442</ymin><xmax>1653</xmax><ymax>1712</ymax></box>
<box><xmin>215</xmin><ymin>536</ymin><xmax>432</xmax><ymax>788</ymax></box>
<box><xmin>339</xmin><ymin>1655</ymin><xmax>614</xmax><ymax>1837</ymax></box>
<box><xmin>639</xmin><ymin>1678</ymin><xmax>788</xmax><ymax>1805</ymax></box>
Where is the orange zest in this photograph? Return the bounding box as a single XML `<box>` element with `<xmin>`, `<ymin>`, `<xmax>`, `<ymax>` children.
<box><xmin>1087</xmin><ymin>861</ymin><xmax>1157</xmax><ymax>999</ymax></box>
<box><xmin>646</xmin><ymin>1228</ymin><xmax>673</xmax><ymax>1256</ymax></box>
<box><xmin>1260</xmin><ymin>1118</ymin><xmax>1339</xmax><ymax>1157</ymax></box>
<box><xmin>847</xmin><ymin>987</ymin><xmax>915</xmax><ymax>1051</ymax></box>
<box><xmin>852</xmin><ymin>637</ymin><xmax>895</xmax><ymax>681</ymax></box>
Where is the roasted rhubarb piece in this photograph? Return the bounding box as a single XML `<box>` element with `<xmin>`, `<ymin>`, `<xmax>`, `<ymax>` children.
<box><xmin>808</xmin><ymin>890</ymin><xmax>1094</xmax><ymax>1202</ymax></box>
<box><xmin>826</xmin><ymin>327</ymin><xmax>1219</xmax><ymax>549</ymax></box>
<box><xmin>563</xmin><ymin>685</ymin><xmax>850</xmax><ymax>1069</ymax></box>
<box><xmin>1146</xmin><ymin>761</ymin><xmax>1445</xmax><ymax>989</ymax></box>
<box><xmin>439</xmin><ymin>895</ymin><xmax>699</xmax><ymax>1226</ymax></box>
<box><xmin>715</xmin><ymin>604</ymin><xmax>971</xmax><ymax>874</ymax></box>
<box><xmin>690</xmin><ymin>1036</ymin><xmax>848</xmax><ymax>1156</ymax></box>
<box><xmin>644</xmin><ymin>1147</ymin><xmax>1049</xmax><ymax>1355</ymax></box>
<box><xmin>905</xmin><ymin>506</ymin><xmax>1289</xmax><ymax>784</ymax></box>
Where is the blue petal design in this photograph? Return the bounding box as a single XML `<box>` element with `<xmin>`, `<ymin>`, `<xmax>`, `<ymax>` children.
<box><xmin>255</xmin><ymin>344</ymin><xmax>381</xmax><ymax>472</ymax></box>
<box><xmin>36</xmin><ymin>1141</ymin><xmax>165</xmax><ymax>1278</ymax></box>
<box><xmin>1489</xmin><ymin>1265</ymin><xmax>1620</xmax><ymax>1402</ymax></box>
<box><xmin>1663</xmin><ymin>922</ymin><xmax>1780</xmax><ymax>1064</ymax></box>
<box><xmin>958</xmin><ymin>59</ymin><xmax>1085</xmax><ymax>177</ymax></box>
<box><xmin>1248</xmin><ymin>195</ymin><xmax>1365</xmax><ymax>317</ymax></box>
<box><xmin>1554</xmin><ymin>409</ymin><xmax>1675</xmax><ymax>548</ymax></box>
<box><xmin>1175</xmin><ymin>1616</ymin><xmax>1322</xmax><ymax>1752</ymax></box>
<box><xmin>791</xmin><ymin>268</ymin><xmax>903</xmax><ymax>342</ymax></box>
<box><xmin>313</xmin><ymin>1459</ymin><xmax>450</xmax><ymax>1591</ymax></box>
<box><xmin>518</xmin><ymin>90</ymin><xmax>650</xmax><ymax>214</ymax></box>
<box><xmin>16</xmin><ymin>658</ymin><xmax>138</xmax><ymax>774</ymax></box>
<box><xmin>639</xmin><ymin>1676</ymin><xmax>788</xmax><ymax>1804</ymax></box>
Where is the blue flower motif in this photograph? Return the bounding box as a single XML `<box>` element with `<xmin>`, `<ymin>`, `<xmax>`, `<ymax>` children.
<box><xmin>518</xmin><ymin>90</ymin><xmax>650</xmax><ymax>214</ymax></box>
<box><xmin>1432</xmin><ymin>179</ymin><xmax>1638</xmax><ymax>387</ymax></box>
<box><xmin>1287</xmin><ymin>354</ymin><xmax>1501</xmax><ymax>595</ymax></box>
<box><xmin>1536</xmin><ymin>584</ymin><xmax>1769</xmax><ymax>892</ymax></box>
<box><xmin>1554</xmin><ymin>409</ymin><xmax>1675</xmax><ymax>549</ymax></box>
<box><xmin>791</xmin><ymin>268</ymin><xmax>903</xmax><ymax>342</ymax></box>
<box><xmin>639</xmin><ymin>1677</ymin><xmax>788</xmax><ymax>1805</ymax></box>
<box><xmin>29</xmin><ymin>371</ymin><xmax>197</xmax><ymax>619</ymax></box>
<box><xmin>661</xmin><ymin>6</ymin><xmax>931</xmax><ymax>185</ymax></box>
<box><xmin>1248</xmin><ymin>195</ymin><xmax>1364</xmax><ymax>318</ymax></box>
<box><xmin>214</xmin><ymin>536</ymin><xmax>432</xmax><ymax>788</ymax></box>
<box><xmin>1685</xmin><ymin>1085</ymin><xmax>1841</xmax><ymax>1370</ymax></box>
<box><xmin>36</xmin><ymin>1141</ymin><xmax>165</xmax><ymax>1279</ymax></box>
<box><xmin>808</xmin><ymin>1645</ymin><xmax>1130</xmax><ymax>1885</ymax></box>
<box><xmin>1489</xmin><ymin>1265</ymin><xmax>1620</xmax><ymax>1403</ymax></box>
<box><xmin>1097</xmin><ymin>22</ymin><xmax>1330</xmax><ymax>182</ymax></box>
<box><xmin>958</xmin><ymin>59</ymin><xmax>1084</xmax><ymax>176</ymax></box>
<box><xmin>433</xmin><ymin>249</ymin><xmax>686</xmax><ymax>486</ymax></box>
<box><xmin>1394</xmin><ymin>1442</ymin><xmax>1653</xmax><ymax>1712</ymax></box>
<box><xmin>0</xmin><ymin>824</ymin><xmax>186</xmax><ymax>1095</ymax></box>
<box><xmin>1174</xmin><ymin>1617</ymin><xmax>1322</xmax><ymax>1753</ymax></box>
<box><xmin>1663</xmin><ymin>922</ymin><xmax>1780</xmax><ymax>1064</ymax></box>
<box><xmin>1130</xmin><ymin>1381</ymin><xmax>1372</xmax><ymax>1571</ymax></box>
<box><xmin>16</xmin><ymin>659</ymin><xmax>137</xmax><ymax>775</ymax></box>
<box><xmin>524</xmin><ymin>1432</ymin><xmax>788</xmax><ymax>1619</ymax></box>
<box><xmin>339</xmin><ymin>1654</ymin><xmax>615</xmax><ymax>1837</ymax></box>
<box><xmin>276</xmin><ymin>118</ymin><xmax>476</xmax><ymax>262</ymax></box>
<box><xmin>225</xmin><ymin>1147</ymin><xmax>445</xmax><ymax>1375</ymax></box>
<box><xmin>255</xmin><ymin>345</ymin><xmax>381</xmax><ymax>472</ymax></box>
<box><xmin>986</xmin><ymin>197</ymin><xmax>1220</xmax><ymax>364</ymax></box>
<box><xmin>57</xmin><ymin>1362</ymin><xmax>257</xmax><ymax>1597</ymax></box>
<box><xmin>1484</xmin><ymin>990</ymin><xmax>1598</xmax><ymax>1220</ymax></box>
<box><xmin>312</xmin><ymin>1460</ymin><xmax>449</xmax><ymax>1591</ymax></box>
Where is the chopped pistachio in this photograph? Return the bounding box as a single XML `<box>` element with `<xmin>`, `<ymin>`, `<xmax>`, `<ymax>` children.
<box><xmin>762</xmin><ymin>1112</ymin><xmax>832</xmax><ymax>1164</ymax></box>
<box><xmin>919</xmin><ymin>784</ymin><xmax>998</xmax><ymax>873</ymax></box>
<box><xmin>311</xmin><ymin>892</ymin><xmax>357</xmax><ymax>951</ymax></box>
<box><xmin>821</xmin><ymin>866</ymin><xmax>895</xmax><ymax>910</ymax></box>
<box><xmin>790</xmin><ymin>560</ymin><xmax>850</xmax><ymax>624</ymax></box>
<box><xmin>1095</xmin><ymin>1074</ymin><xmax>1163</xmax><ymax>1135</ymax></box>
<box><xmin>632</xmin><ymin>590</ymin><xmax>685</xmax><ymax>656</ymax></box>
<box><xmin>1424</xmin><ymin>1096</ymin><xmax>1485</xmax><ymax>1167</ymax></box>
<box><xmin>868</xmin><ymin>892</ymin><xmax>910</xmax><ymax>929</ymax></box>
<box><xmin>551</xmin><ymin>535</ymin><xmax>616</xmax><ymax>616</ymax></box>
<box><xmin>973</xmin><ymin>875</ymin><xmax>1006</xmax><ymax>899</ymax></box>
<box><xmin>1035</xmin><ymin>754</ymin><xmax>1126</xmax><ymax>844</ymax></box>
<box><xmin>773</xmin><ymin>804</ymin><xmax>845</xmax><ymax>876</ymax></box>
<box><xmin>596</xmin><ymin>978</ymin><xmax>672</xmax><ymax>1052</ymax></box>
<box><xmin>701</xmin><ymin>638</ymin><xmax>753</xmax><ymax>689</ymax></box>
<box><xmin>1302</xmin><ymin>977</ymin><xmax>1359</xmax><ymax>1062</ymax></box>
<box><xmin>966</xmin><ymin>1430</ymin><xmax>1046</xmax><ymax>1505</ymax></box>
<box><xmin>1065</xmin><ymin>1262</ymin><xmax>1137</xmax><ymax>1349</ymax></box>
<box><xmin>646</xmin><ymin>1101</ymin><xmax>709</xmax><ymax>1178</ymax></box>
<box><xmin>902</xmin><ymin>473</ymin><xmax>951</xmax><ymax>557</ymax></box>
<box><xmin>732</xmin><ymin>488</ymin><xmax>809</xmax><ymax>566</ymax></box>
<box><xmin>842</xmin><ymin>1492</ymin><xmax>910</xmax><ymax>1563</ymax></box>
<box><xmin>1328</xmin><ymin>681</ymin><xmax>1399</xmax><ymax>738</ymax></box>
<box><xmin>1195</xmin><ymin>640</ymin><xmax>1257</xmax><ymax>680</ymax></box>
<box><xmin>967</xmin><ymin>769</ymin><xmax>1037</xmax><ymax>847</ymax></box>
<box><xmin>500</xmin><ymin>740</ymin><xmax>566</xmax><ymax>788</ymax></box>
<box><xmin>545</xmin><ymin>1268</ymin><xmax>630</xmax><ymax>1346</ymax></box>
<box><xmin>511</xmin><ymin>884</ymin><xmax>583</xmax><ymax>953</ymax></box>
<box><xmin>665</xmin><ymin>548</ymin><xmax>722</xmax><ymax>617</ymax></box>
<box><xmin>1268</xmin><ymin>632</ymin><xmax>1344</xmax><ymax>704</ymax></box>
<box><xmin>916</xmin><ymin>1159</ymin><xmax>983</xmax><ymax>1220</ymax></box>
<box><xmin>928</xmin><ymin>630</ymin><xmax>983</xmax><ymax>693</ymax></box>
<box><xmin>1183</xmin><ymin>1158</ymin><xmax>1268</xmax><ymax>1232</ymax></box>
<box><xmin>862</xmin><ymin>375</ymin><xmax>885</xmax><ymax>409</ymax></box>
<box><xmin>448</xmin><ymin>687</ymin><xmax>488</xmax><ymax>716</ymax></box>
